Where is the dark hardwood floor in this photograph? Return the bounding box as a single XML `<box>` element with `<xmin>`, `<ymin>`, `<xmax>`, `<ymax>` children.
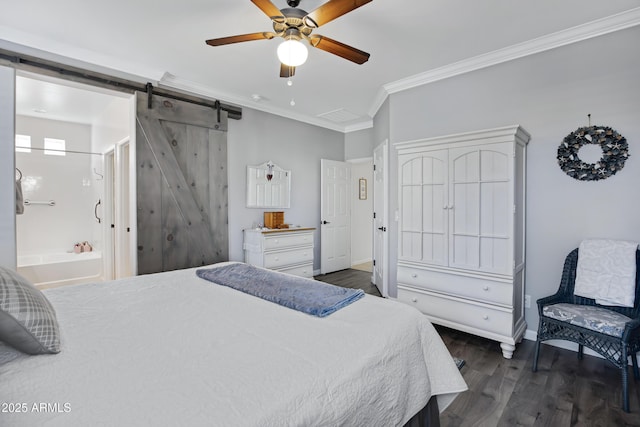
<box><xmin>315</xmin><ymin>268</ymin><xmax>381</xmax><ymax>296</ymax></box>
<box><xmin>316</xmin><ymin>269</ymin><xmax>640</xmax><ymax>426</ymax></box>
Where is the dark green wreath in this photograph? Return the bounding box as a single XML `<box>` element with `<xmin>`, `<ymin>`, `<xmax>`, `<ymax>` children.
<box><xmin>557</xmin><ymin>125</ymin><xmax>629</xmax><ymax>181</ymax></box>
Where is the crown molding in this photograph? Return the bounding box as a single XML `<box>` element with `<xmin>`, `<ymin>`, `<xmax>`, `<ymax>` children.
<box><xmin>344</xmin><ymin>120</ymin><xmax>373</xmax><ymax>133</ymax></box>
<box><xmin>369</xmin><ymin>7</ymin><xmax>640</xmax><ymax>118</ymax></box>
<box><xmin>367</xmin><ymin>86</ymin><xmax>390</xmax><ymax>120</ymax></box>
<box><xmin>159</xmin><ymin>73</ymin><xmax>353</xmax><ymax>133</ymax></box>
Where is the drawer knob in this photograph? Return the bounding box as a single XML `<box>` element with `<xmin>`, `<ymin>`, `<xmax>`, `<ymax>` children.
<box><xmin>483</xmin><ymin>315</ymin><xmax>489</xmax><ymax>320</ymax></box>
<box><xmin>411</xmin><ymin>297</ymin><xmax>418</xmax><ymax>303</ymax></box>
<box><xmin>483</xmin><ymin>286</ymin><xmax>489</xmax><ymax>291</ymax></box>
<box><xmin>274</xmin><ymin>240</ymin><xmax>279</xmax><ymax>244</ymax></box>
<box><xmin>274</xmin><ymin>257</ymin><xmax>279</xmax><ymax>261</ymax></box>
<box><xmin>411</xmin><ymin>273</ymin><xmax>418</xmax><ymax>278</ymax></box>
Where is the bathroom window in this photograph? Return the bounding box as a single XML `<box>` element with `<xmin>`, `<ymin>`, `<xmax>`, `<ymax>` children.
<box><xmin>15</xmin><ymin>134</ymin><xmax>31</xmax><ymax>153</ymax></box>
<box><xmin>44</xmin><ymin>138</ymin><xmax>66</xmax><ymax>156</ymax></box>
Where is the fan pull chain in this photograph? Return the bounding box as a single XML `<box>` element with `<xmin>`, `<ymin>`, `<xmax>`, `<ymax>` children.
<box><xmin>286</xmin><ymin>74</ymin><xmax>295</xmax><ymax>107</ymax></box>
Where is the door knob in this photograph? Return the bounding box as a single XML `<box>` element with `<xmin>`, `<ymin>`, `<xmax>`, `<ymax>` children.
<box><xmin>322</xmin><ymin>220</ymin><xmax>330</xmax><ymax>224</ymax></box>
<box><xmin>377</xmin><ymin>226</ymin><xmax>387</xmax><ymax>231</ymax></box>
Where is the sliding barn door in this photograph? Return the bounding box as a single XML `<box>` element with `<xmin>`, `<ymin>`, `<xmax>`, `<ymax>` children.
<box><xmin>136</xmin><ymin>93</ymin><xmax>228</xmax><ymax>274</ymax></box>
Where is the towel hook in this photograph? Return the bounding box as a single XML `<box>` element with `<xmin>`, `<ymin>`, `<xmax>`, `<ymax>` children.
<box><xmin>15</xmin><ymin>167</ymin><xmax>22</xmax><ymax>181</ymax></box>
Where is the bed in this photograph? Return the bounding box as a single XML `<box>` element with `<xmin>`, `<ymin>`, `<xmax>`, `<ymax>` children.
<box><xmin>0</xmin><ymin>262</ymin><xmax>467</xmax><ymax>426</ymax></box>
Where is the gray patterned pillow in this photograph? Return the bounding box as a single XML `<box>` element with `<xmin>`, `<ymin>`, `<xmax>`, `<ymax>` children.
<box><xmin>0</xmin><ymin>266</ymin><xmax>60</xmax><ymax>354</ymax></box>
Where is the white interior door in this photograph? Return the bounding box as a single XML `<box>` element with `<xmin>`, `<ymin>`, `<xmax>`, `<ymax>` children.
<box><xmin>372</xmin><ymin>141</ymin><xmax>389</xmax><ymax>297</ymax></box>
<box><xmin>320</xmin><ymin>159</ymin><xmax>351</xmax><ymax>274</ymax></box>
<box><xmin>115</xmin><ymin>138</ymin><xmax>133</xmax><ymax>278</ymax></box>
<box><xmin>103</xmin><ymin>149</ymin><xmax>116</xmax><ymax>281</ymax></box>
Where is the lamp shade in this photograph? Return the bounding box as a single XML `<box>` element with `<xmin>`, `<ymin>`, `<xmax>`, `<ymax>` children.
<box><xmin>277</xmin><ymin>39</ymin><xmax>308</xmax><ymax>67</ymax></box>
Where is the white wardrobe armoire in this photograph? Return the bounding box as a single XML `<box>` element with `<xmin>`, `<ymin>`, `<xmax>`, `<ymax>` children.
<box><xmin>394</xmin><ymin>125</ymin><xmax>530</xmax><ymax>359</ymax></box>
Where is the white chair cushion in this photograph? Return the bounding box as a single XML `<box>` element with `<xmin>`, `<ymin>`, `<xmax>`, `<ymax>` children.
<box><xmin>543</xmin><ymin>303</ymin><xmax>631</xmax><ymax>338</ymax></box>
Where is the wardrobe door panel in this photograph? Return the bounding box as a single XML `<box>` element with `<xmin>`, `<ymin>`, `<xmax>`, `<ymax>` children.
<box><xmin>399</xmin><ymin>151</ymin><xmax>448</xmax><ymax>264</ymax></box>
<box><xmin>451</xmin><ymin>149</ymin><xmax>480</xmax><ymax>269</ymax></box>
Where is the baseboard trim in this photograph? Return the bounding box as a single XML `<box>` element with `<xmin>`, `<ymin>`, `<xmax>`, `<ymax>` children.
<box><xmin>523</xmin><ymin>329</ymin><xmax>537</xmax><ymax>342</ymax></box>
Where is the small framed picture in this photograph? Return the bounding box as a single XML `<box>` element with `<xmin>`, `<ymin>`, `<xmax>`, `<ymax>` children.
<box><xmin>359</xmin><ymin>178</ymin><xmax>367</xmax><ymax>200</ymax></box>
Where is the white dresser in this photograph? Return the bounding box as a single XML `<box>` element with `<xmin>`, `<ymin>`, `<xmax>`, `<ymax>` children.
<box><xmin>243</xmin><ymin>228</ymin><xmax>315</xmax><ymax>278</ymax></box>
<box><xmin>394</xmin><ymin>125</ymin><xmax>529</xmax><ymax>359</ymax></box>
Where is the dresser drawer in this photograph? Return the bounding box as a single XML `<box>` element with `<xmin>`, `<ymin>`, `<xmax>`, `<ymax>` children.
<box><xmin>277</xmin><ymin>263</ymin><xmax>314</xmax><ymax>278</ymax></box>
<box><xmin>264</xmin><ymin>233</ymin><xmax>313</xmax><ymax>250</ymax></box>
<box><xmin>397</xmin><ymin>286</ymin><xmax>513</xmax><ymax>337</ymax></box>
<box><xmin>397</xmin><ymin>265</ymin><xmax>512</xmax><ymax>306</ymax></box>
<box><xmin>264</xmin><ymin>249</ymin><xmax>313</xmax><ymax>269</ymax></box>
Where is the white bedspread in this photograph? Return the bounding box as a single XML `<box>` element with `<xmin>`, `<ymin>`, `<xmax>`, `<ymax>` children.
<box><xmin>0</xmin><ymin>263</ymin><xmax>466</xmax><ymax>426</ymax></box>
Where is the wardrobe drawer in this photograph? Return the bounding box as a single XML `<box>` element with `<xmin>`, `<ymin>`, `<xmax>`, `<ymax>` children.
<box><xmin>397</xmin><ymin>286</ymin><xmax>512</xmax><ymax>337</ymax></box>
<box><xmin>397</xmin><ymin>265</ymin><xmax>512</xmax><ymax>306</ymax></box>
<box><xmin>264</xmin><ymin>249</ymin><xmax>313</xmax><ymax>269</ymax></box>
<box><xmin>264</xmin><ymin>233</ymin><xmax>313</xmax><ymax>250</ymax></box>
<box><xmin>277</xmin><ymin>263</ymin><xmax>314</xmax><ymax>278</ymax></box>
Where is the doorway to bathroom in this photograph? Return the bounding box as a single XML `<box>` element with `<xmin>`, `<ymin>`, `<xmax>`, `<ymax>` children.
<box><xmin>14</xmin><ymin>71</ymin><xmax>135</xmax><ymax>288</ymax></box>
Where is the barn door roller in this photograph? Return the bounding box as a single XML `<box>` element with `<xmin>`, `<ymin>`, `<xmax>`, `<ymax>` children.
<box><xmin>146</xmin><ymin>82</ymin><xmax>153</xmax><ymax>109</ymax></box>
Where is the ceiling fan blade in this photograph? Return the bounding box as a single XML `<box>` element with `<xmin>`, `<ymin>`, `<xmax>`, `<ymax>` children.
<box><xmin>304</xmin><ymin>0</ymin><xmax>372</xmax><ymax>28</ymax></box>
<box><xmin>206</xmin><ymin>32</ymin><xmax>276</xmax><ymax>46</ymax></box>
<box><xmin>251</xmin><ymin>0</ymin><xmax>283</xmax><ymax>19</ymax></box>
<box><xmin>280</xmin><ymin>63</ymin><xmax>296</xmax><ymax>78</ymax></box>
<box><xmin>309</xmin><ymin>35</ymin><xmax>370</xmax><ymax>64</ymax></box>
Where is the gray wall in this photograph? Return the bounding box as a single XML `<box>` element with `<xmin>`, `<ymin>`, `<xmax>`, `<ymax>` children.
<box><xmin>0</xmin><ymin>66</ymin><xmax>16</xmax><ymax>268</ymax></box>
<box><xmin>373</xmin><ymin>97</ymin><xmax>391</xmax><ymax>150</ymax></box>
<box><xmin>227</xmin><ymin>107</ymin><xmax>344</xmax><ymax>271</ymax></box>
<box><xmin>383</xmin><ymin>26</ymin><xmax>640</xmax><ymax>334</ymax></box>
<box><xmin>345</xmin><ymin>127</ymin><xmax>373</xmax><ymax>160</ymax></box>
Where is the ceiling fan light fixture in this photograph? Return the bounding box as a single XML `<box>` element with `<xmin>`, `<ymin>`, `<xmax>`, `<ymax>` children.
<box><xmin>277</xmin><ymin>39</ymin><xmax>308</xmax><ymax>67</ymax></box>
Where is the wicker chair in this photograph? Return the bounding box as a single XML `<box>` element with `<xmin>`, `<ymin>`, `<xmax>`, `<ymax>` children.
<box><xmin>532</xmin><ymin>248</ymin><xmax>640</xmax><ymax>412</ymax></box>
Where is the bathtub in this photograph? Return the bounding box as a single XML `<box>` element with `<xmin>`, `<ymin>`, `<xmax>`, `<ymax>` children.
<box><xmin>17</xmin><ymin>251</ymin><xmax>103</xmax><ymax>289</ymax></box>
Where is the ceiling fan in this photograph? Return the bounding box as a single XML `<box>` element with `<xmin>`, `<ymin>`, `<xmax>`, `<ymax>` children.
<box><xmin>205</xmin><ymin>0</ymin><xmax>372</xmax><ymax>78</ymax></box>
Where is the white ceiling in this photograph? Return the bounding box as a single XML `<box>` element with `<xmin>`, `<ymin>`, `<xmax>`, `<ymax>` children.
<box><xmin>15</xmin><ymin>72</ymin><xmax>130</xmax><ymax>125</ymax></box>
<box><xmin>2</xmin><ymin>0</ymin><xmax>640</xmax><ymax>131</ymax></box>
